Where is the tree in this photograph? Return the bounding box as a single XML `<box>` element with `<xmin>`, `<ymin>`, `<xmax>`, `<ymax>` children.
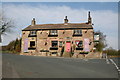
<box><xmin>94</xmin><ymin>31</ymin><xmax>107</xmax><ymax>52</ymax></box>
<box><xmin>0</xmin><ymin>11</ymin><xmax>14</xmax><ymax>42</ymax></box>
<box><xmin>4</xmin><ymin>38</ymin><xmax>21</xmax><ymax>53</ymax></box>
<box><xmin>15</xmin><ymin>38</ymin><xmax>21</xmax><ymax>52</ymax></box>
<box><xmin>6</xmin><ymin>40</ymin><xmax>15</xmax><ymax>51</ymax></box>
<box><xmin>103</xmin><ymin>47</ymin><xmax>119</xmax><ymax>56</ymax></box>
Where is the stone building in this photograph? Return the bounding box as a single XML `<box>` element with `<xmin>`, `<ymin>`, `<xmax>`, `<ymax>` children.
<box><xmin>21</xmin><ymin>11</ymin><xmax>95</xmax><ymax>57</ymax></box>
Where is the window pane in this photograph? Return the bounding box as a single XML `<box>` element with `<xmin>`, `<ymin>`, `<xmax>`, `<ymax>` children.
<box><xmin>50</xmin><ymin>30</ymin><xmax>58</xmax><ymax>35</ymax></box>
<box><xmin>74</xmin><ymin>29</ymin><xmax>82</xmax><ymax>35</ymax></box>
<box><xmin>30</xmin><ymin>31</ymin><xmax>36</xmax><ymax>35</ymax></box>
<box><xmin>78</xmin><ymin>41</ymin><xmax>83</xmax><ymax>47</ymax></box>
<box><xmin>52</xmin><ymin>41</ymin><xmax>58</xmax><ymax>47</ymax></box>
<box><xmin>30</xmin><ymin>41</ymin><xmax>35</xmax><ymax>47</ymax></box>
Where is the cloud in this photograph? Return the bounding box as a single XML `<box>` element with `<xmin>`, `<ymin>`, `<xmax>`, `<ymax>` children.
<box><xmin>2</xmin><ymin>3</ymin><xmax>118</xmax><ymax>49</ymax></box>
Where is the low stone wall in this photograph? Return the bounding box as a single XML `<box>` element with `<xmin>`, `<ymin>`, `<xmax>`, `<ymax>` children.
<box><xmin>20</xmin><ymin>52</ymin><xmax>58</xmax><ymax>57</ymax></box>
<box><xmin>72</xmin><ymin>53</ymin><xmax>85</xmax><ymax>59</ymax></box>
<box><xmin>20</xmin><ymin>52</ymin><xmax>102</xmax><ymax>59</ymax></box>
<box><xmin>85</xmin><ymin>52</ymin><xmax>102</xmax><ymax>59</ymax></box>
<box><xmin>72</xmin><ymin>52</ymin><xmax>102</xmax><ymax>59</ymax></box>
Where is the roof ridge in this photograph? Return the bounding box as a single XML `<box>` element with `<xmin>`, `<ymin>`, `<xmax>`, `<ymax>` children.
<box><xmin>22</xmin><ymin>23</ymin><xmax>93</xmax><ymax>31</ymax></box>
<box><xmin>34</xmin><ymin>23</ymin><xmax>87</xmax><ymax>26</ymax></box>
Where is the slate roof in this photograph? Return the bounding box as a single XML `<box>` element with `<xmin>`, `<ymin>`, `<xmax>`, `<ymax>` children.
<box><xmin>22</xmin><ymin>23</ymin><xmax>93</xmax><ymax>31</ymax></box>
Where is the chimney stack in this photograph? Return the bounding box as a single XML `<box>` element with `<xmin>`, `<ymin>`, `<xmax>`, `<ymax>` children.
<box><xmin>31</xmin><ymin>18</ymin><xmax>36</xmax><ymax>26</ymax></box>
<box><xmin>64</xmin><ymin>16</ymin><xmax>68</xmax><ymax>23</ymax></box>
<box><xmin>88</xmin><ymin>11</ymin><xmax>92</xmax><ymax>25</ymax></box>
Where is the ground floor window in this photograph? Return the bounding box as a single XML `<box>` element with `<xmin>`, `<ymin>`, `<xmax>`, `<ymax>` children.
<box><xmin>75</xmin><ymin>40</ymin><xmax>83</xmax><ymax>50</ymax></box>
<box><xmin>59</xmin><ymin>41</ymin><xmax>63</xmax><ymax>47</ymax></box>
<box><xmin>30</xmin><ymin>41</ymin><xmax>35</xmax><ymax>47</ymax></box>
<box><xmin>78</xmin><ymin>41</ymin><xmax>83</xmax><ymax>47</ymax></box>
<box><xmin>51</xmin><ymin>41</ymin><xmax>58</xmax><ymax>47</ymax></box>
<box><xmin>75</xmin><ymin>40</ymin><xmax>83</xmax><ymax>47</ymax></box>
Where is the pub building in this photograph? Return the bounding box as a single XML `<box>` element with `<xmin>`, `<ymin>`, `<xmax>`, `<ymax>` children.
<box><xmin>21</xmin><ymin>11</ymin><xmax>96</xmax><ymax>57</ymax></box>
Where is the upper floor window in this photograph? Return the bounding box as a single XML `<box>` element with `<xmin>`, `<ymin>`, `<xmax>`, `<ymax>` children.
<box><xmin>28</xmin><ymin>31</ymin><xmax>37</xmax><ymax>37</ymax></box>
<box><xmin>74</xmin><ymin>29</ymin><xmax>82</xmax><ymax>35</ymax></box>
<box><xmin>74</xmin><ymin>29</ymin><xmax>82</xmax><ymax>34</ymax></box>
<box><xmin>48</xmin><ymin>30</ymin><xmax>58</xmax><ymax>37</ymax></box>
<box><xmin>49</xmin><ymin>30</ymin><xmax>58</xmax><ymax>35</ymax></box>
<box><xmin>30</xmin><ymin>31</ymin><xmax>36</xmax><ymax>35</ymax></box>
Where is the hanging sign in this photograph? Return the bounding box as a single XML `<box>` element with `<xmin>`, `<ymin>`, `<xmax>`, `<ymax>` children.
<box><xmin>94</xmin><ymin>34</ymin><xmax>99</xmax><ymax>41</ymax></box>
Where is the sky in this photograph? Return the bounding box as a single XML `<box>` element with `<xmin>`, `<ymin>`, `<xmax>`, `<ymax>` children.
<box><xmin>1</xmin><ymin>0</ymin><xmax>120</xmax><ymax>2</ymax></box>
<box><xmin>1</xmin><ymin>2</ymin><xmax>119</xmax><ymax>50</ymax></box>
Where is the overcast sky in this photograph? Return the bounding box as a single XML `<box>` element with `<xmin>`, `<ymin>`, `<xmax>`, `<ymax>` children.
<box><xmin>1</xmin><ymin>2</ymin><xmax>118</xmax><ymax>50</ymax></box>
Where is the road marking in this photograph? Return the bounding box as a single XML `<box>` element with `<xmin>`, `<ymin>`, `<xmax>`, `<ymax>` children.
<box><xmin>106</xmin><ymin>56</ymin><xmax>110</xmax><ymax>64</ymax></box>
<box><xmin>110</xmin><ymin>59</ymin><xmax>120</xmax><ymax>73</ymax></box>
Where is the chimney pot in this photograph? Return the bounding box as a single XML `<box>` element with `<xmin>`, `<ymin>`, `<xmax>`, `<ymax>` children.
<box><xmin>64</xmin><ymin>16</ymin><xmax>68</xmax><ymax>23</ymax></box>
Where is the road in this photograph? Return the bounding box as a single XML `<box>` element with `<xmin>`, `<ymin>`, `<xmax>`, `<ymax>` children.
<box><xmin>2</xmin><ymin>53</ymin><xmax>119</xmax><ymax>78</ymax></box>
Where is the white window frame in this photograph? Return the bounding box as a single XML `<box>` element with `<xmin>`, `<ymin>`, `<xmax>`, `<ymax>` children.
<box><xmin>74</xmin><ymin>29</ymin><xmax>82</xmax><ymax>35</ymax></box>
<box><xmin>50</xmin><ymin>30</ymin><xmax>58</xmax><ymax>35</ymax></box>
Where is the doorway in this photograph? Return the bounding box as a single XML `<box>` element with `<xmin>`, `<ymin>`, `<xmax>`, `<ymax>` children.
<box><xmin>65</xmin><ymin>41</ymin><xmax>71</xmax><ymax>52</ymax></box>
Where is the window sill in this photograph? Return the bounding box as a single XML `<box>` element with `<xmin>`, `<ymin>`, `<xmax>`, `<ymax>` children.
<box><xmin>48</xmin><ymin>35</ymin><xmax>58</xmax><ymax>37</ymax></box>
<box><xmin>28</xmin><ymin>47</ymin><xmax>36</xmax><ymax>50</ymax></box>
<box><xmin>40</xmin><ymin>50</ymin><xmax>49</xmax><ymax>52</ymax></box>
<box><xmin>76</xmin><ymin>47</ymin><xmax>83</xmax><ymax>50</ymax></box>
<box><xmin>80</xmin><ymin>52</ymin><xmax>89</xmax><ymax>54</ymax></box>
<box><xmin>28</xmin><ymin>35</ymin><xmax>37</xmax><ymax>37</ymax></box>
<box><xmin>73</xmin><ymin>34</ymin><xmax>82</xmax><ymax>37</ymax></box>
<box><xmin>50</xmin><ymin>47</ymin><xmax>58</xmax><ymax>50</ymax></box>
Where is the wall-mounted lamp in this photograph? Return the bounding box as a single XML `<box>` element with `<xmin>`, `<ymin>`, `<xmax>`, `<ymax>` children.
<box><xmin>63</xmin><ymin>30</ymin><xmax>65</xmax><ymax>34</ymax></box>
<box><xmin>45</xmin><ymin>42</ymin><xmax>47</xmax><ymax>45</ymax></box>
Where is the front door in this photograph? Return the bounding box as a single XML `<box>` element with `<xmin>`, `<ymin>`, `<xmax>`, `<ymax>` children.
<box><xmin>65</xmin><ymin>41</ymin><xmax>71</xmax><ymax>52</ymax></box>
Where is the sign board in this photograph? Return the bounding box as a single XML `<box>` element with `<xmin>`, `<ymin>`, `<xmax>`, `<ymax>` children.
<box><xmin>75</xmin><ymin>40</ymin><xmax>80</xmax><ymax>46</ymax></box>
<box><xmin>24</xmin><ymin>39</ymin><xmax>28</xmax><ymax>52</ymax></box>
<box><xmin>94</xmin><ymin>34</ymin><xmax>99</xmax><ymax>41</ymax></box>
<box><xmin>83</xmin><ymin>38</ymin><xmax>90</xmax><ymax>52</ymax></box>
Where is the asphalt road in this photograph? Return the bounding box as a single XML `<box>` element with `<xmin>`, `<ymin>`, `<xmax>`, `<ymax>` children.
<box><xmin>2</xmin><ymin>53</ymin><xmax>119</xmax><ymax>78</ymax></box>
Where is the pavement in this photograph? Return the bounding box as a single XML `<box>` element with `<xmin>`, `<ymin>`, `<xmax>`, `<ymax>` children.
<box><xmin>2</xmin><ymin>53</ymin><xmax>120</xmax><ymax>78</ymax></box>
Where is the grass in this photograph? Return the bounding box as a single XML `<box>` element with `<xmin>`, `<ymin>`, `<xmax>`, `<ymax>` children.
<box><xmin>1</xmin><ymin>50</ymin><xmax>20</xmax><ymax>54</ymax></box>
